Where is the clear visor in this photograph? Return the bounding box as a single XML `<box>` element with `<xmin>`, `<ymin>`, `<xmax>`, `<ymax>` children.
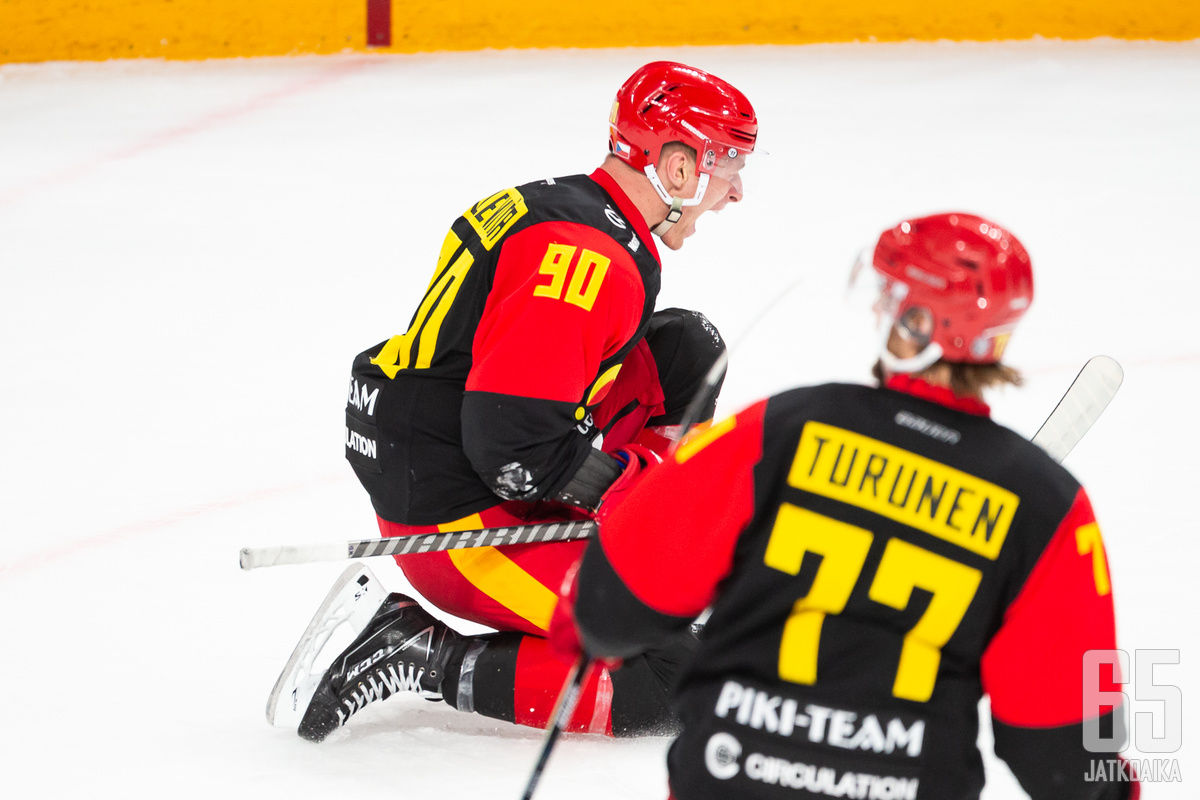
<box><xmin>702</xmin><ymin>147</ymin><xmax>749</xmax><ymax>183</ymax></box>
<box><xmin>644</xmin><ymin>144</ymin><xmax>753</xmax><ymax>215</ymax></box>
<box><xmin>848</xmin><ymin>247</ymin><xmax>907</xmax><ymax>332</ymax></box>
<box><xmin>847</xmin><ymin>247</ymin><xmax>941</xmax><ymax>372</ymax></box>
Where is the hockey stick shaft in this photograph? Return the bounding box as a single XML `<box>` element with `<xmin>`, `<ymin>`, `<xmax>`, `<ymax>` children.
<box><xmin>238</xmin><ymin>519</ymin><xmax>596</xmax><ymax>570</ymax></box>
<box><xmin>240</xmin><ymin>354</ymin><xmax>731</xmax><ymax>572</ymax></box>
<box><xmin>239</xmin><ymin>356</ymin><xmax>1122</xmax><ymax>570</ymax></box>
<box><xmin>669</xmin><ymin>349</ymin><xmax>729</xmax><ymax>457</ymax></box>
<box><xmin>519</xmin><ymin>655</ymin><xmax>590</xmax><ymax>800</ymax></box>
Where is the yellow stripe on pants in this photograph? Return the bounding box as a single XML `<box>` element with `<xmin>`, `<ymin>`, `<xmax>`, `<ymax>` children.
<box><xmin>439</xmin><ymin>514</ymin><xmax>558</xmax><ymax>632</ymax></box>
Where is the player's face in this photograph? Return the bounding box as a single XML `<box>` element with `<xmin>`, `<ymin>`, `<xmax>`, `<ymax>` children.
<box><xmin>659</xmin><ymin>159</ymin><xmax>745</xmax><ymax>251</ymax></box>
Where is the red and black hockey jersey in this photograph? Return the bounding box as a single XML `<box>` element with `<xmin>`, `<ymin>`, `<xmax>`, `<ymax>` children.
<box><xmin>576</xmin><ymin>378</ymin><xmax>1127</xmax><ymax>800</ymax></box>
<box><xmin>346</xmin><ymin>169</ymin><xmax>661</xmax><ymax>525</ymax></box>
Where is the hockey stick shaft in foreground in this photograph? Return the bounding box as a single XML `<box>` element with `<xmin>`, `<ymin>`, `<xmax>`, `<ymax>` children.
<box><xmin>239</xmin><ymin>355</ymin><xmax>1122</xmax><ymax>571</ymax></box>
<box><xmin>518</xmin><ymin>655</ymin><xmax>589</xmax><ymax>800</ymax></box>
<box><xmin>519</xmin><ymin>351</ymin><xmax>734</xmax><ymax>800</ymax></box>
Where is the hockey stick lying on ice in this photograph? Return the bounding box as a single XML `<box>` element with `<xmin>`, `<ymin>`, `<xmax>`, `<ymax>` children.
<box><xmin>241</xmin><ymin>350</ymin><xmax>731</xmax><ymax>571</ymax></box>
<box><xmin>241</xmin><ymin>344</ymin><xmax>732</xmax><ymax>571</ymax></box>
<box><xmin>239</xmin><ymin>519</ymin><xmax>598</xmax><ymax>570</ymax></box>
<box><xmin>238</xmin><ymin>355</ymin><xmax>1123</xmax><ymax>571</ymax></box>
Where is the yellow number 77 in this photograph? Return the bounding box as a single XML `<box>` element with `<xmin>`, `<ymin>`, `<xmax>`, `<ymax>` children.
<box><xmin>764</xmin><ymin>504</ymin><xmax>982</xmax><ymax>703</ymax></box>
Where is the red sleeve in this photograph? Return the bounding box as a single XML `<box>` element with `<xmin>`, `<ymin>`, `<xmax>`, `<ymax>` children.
<box><xmin>598</xmin><ymin>399</ymin><xmax>768</xmax><ymax>618</ymax></box>
<box><xmin>466</xmin><ymin>220</ymin><xmax>645</xmax><ymax>402</ymax></box>
<box><xmin>981</xmin><ymin>488</ymin><xmax>1121</xmax><ymax>726</ymax></box>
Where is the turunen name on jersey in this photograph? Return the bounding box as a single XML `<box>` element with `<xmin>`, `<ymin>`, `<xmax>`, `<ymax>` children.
<box><xmin>789</xmin><ymin>422</ymin><xmax>1019</xmax><ymax>560</ymax></box>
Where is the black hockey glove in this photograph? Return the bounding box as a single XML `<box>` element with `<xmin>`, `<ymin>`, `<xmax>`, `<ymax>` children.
<box><xmin>551</xmin><ymin>449</ymin><xmax>623</xmax><ymax>511</ymax></box>
<box><xmin>552</xmin><ymin>446</ymin><xmax>662</xmax><ymax>513</ymax></box>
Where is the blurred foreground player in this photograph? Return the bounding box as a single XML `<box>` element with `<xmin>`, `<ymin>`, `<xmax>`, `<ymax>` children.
<box><xmin>556</xmin><ymin>213</ymin><xmax>1139</xmax><ymax>799</ymax></box>
<box><xmin>269</xmin><ymin>62</ymin><xmax>759</xmax><ymax>741</ymax></box>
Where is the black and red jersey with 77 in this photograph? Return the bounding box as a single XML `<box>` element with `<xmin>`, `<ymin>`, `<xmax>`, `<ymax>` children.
<box><xmin>577</xmin><ymin>380</ymin><xmax>1123</xmax><ymax>800</ymax></box>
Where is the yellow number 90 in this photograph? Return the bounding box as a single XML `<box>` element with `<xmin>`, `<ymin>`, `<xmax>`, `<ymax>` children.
<box><xmin>533</xmin><ymin>244</ymin><xmax>611</xmax><ymax>312</ymax></box>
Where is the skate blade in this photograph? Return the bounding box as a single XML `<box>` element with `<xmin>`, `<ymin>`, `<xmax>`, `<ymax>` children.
<box><xmin>265</xmin><ymin>563</ymin><xmax>387</xmax><ymax>728</ymax></box>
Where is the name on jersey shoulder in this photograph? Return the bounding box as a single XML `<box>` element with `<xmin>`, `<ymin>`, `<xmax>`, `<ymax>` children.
<box><xmin>465</xmin><ymin>187</ymin><xmax>528</xmax><ymax>250</ymax></box>
<box><xmin>789</xmin><ymin>422</ymin><xmax>1019</xmax><ymax>560</ymax></box>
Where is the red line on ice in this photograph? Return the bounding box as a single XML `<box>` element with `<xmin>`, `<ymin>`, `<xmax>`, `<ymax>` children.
<box><xmin>0</xmin><ymin>472</ymin><xmax>350</xmax><ymax>578</ymax></box>
<box><xmin>0</xmin><ymin>58</ymin><xmax>373</xmax><ymax>210</ymax></box>
<box><xmin>1025</xmin><ymin>352</ymin><xmax>1200</xmax><ymax>377</ymax></box>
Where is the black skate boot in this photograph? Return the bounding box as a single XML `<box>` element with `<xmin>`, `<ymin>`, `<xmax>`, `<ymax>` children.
<box><xmin>298</xmin><ymin>593</ymin><xmax>463</xmax><ymax>742</ymax></box>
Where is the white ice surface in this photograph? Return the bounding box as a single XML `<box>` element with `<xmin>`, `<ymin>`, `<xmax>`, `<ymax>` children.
<box><xmin>1</xmin><ymin>40</ymin><xmax>1197</xmax><ymax>798</ymax></box>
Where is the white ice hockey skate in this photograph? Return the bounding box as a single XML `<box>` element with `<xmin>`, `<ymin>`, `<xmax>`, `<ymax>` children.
<box><xmin>266</xmin><ymin>563</ymin><xmax>388</xmax><ymax>729</ymax></box>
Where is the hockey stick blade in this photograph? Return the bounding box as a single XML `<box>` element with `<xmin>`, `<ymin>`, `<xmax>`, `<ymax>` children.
<box><xmin>239</xmin><ymin>358</ymin><xmax>1122</xmax><ymax>570</ymax></box>
<box><xmin>1031</xmin><ymin>355</ymin><xmax>1123</xmax><ymax>464</ymax></box>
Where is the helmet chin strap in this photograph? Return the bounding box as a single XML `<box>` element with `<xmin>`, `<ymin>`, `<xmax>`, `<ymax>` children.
<box><xmin>879</xmin><ymin>341</ymin><xmax>945</xmax><ymax>374</ymax></box>
<box><xmin>652</xmin><ymin>198</ymin><xmax>684</xmax><ymax>236</ymax></box>
<box><xmin>643</xmin><ymin>165</ymin><xmax>709</xmax><ymax>237</ymax></box>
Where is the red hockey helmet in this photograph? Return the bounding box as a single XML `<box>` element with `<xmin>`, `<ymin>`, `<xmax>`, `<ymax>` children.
<box><xmin>859</xmin><ymin>213</ymin><xmax>1034</xmax><ymax>371</ymax></box>
<box><xmin>609</xmin><ymin>62</ymin><xmax>757</xmax><ymax>215</ymax></box>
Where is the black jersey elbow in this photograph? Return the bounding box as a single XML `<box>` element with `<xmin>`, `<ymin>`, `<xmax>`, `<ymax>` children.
<box><xmin>462</xmin><ymin>391</ymin><xmax>593</xmax><ymax>502</ymax></box>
